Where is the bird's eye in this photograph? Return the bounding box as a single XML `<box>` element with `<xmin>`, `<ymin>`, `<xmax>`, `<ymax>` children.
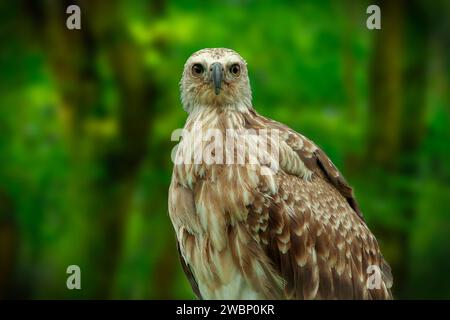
<box><xmin>230</xmin><ymin>64</ymin><xmax>241</xmax><ymax>76</ymax></box>
<box><xmin>191</xmin><ymin>64</ymin><xmax>204</xmax><ymax>76</ymax></box>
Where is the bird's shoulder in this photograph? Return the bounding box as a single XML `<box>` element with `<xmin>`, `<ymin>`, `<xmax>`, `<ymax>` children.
<box><xmin>244</xmin><ymin>109</ymin><xmax>364</xmax><ymax>220</ymax></box>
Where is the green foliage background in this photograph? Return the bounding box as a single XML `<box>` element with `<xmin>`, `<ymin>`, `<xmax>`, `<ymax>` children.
<box><xmin>0</xmin><ymin>0</ymin><xmax>449</xmax><ymax>299</ymax></box>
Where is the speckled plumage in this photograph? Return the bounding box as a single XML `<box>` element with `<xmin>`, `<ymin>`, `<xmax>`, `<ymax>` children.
<box><xmin>169</xmin><ymin>48</ymin><xmax>393</xmax><ymax>300</ymax></box>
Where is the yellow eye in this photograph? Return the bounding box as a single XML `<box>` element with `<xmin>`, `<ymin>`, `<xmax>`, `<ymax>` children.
<box><xmin>192</xmin><ymin>64</ymin><xmax>204</xmax><ymax>76</ymax></box>
<box><xmin>230</xmin><ymin>64</ymin><xmax>240</xmax><ymax>76</ymax></box>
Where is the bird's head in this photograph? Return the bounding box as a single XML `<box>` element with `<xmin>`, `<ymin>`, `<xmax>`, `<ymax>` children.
<box><xmin>180</xmin><ymin>48</ymin><xmax>252</xmax><ymax>113</ymax></box>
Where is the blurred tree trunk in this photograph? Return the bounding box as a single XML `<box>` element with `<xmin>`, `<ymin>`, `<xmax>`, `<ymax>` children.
<box><xmin>395</xmin><ymin>0</ymin><xmax>430</xmax><ymax>297</ymax></box>
<box><xmin>366</xmin><ymin>0</ymin><xmax>404</xmax><ymax>297</ymax></box>
<box><xmin>23</xmin><ymin>0</ymin><xmax>167</xmax><ymax>297</ymax></box>
<box><xmin>341</xmin><ymin>0</ymin><xmax>358</xmax><ymax>122</ymax></box>
<box><xmin>367</xmin><ymin>0</ymin><xmax>404</xmax><ymax>170</ymax></box>
<box><xmin>153</xmin><ymin>239</ymin><xmax>179</xmax><ymax>299</ymax></box>
<box><xmin>25</xmin><ymin>0</ymin><xmax>100</xmax><ymax>143</ymax></box>
<box><xmin>86</xmin><ymin>0</ymin><xmax>167</xmax><ymax>296</ymax></box>
<box><xmin>340</xmin><ymin>0</ymin><xmax>360</xmax><ymax>172</ymax></box>
<box><xmin>367</xmin><ymin>0</ymin><xmax>429</xmax><ymax>297</ymax></box>
<box><xmin>0</xmin><ymin>190</ymin><xmax>18</xmax><ymax>299</ymax></box>
<box><xmin>21</xmin><ymin>0</ymin><xmax>101</xmax><ymax>297</ymax></box>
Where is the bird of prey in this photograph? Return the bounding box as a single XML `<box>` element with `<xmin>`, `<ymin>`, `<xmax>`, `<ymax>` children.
<box><xmin>168</xmin><ymin>48</ymin><xmax>393</xmax><ymax>300</ymax></box>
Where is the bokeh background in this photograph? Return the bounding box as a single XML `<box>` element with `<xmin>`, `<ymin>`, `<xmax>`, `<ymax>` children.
<box><xmin>0</xmin><ymin>0</ymin><xmax>449</xmax><ymax>299</ymax></box>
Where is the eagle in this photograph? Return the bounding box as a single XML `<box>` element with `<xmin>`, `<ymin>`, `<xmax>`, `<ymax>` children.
<box><xmin>168</xmin><ymin>48</ymin><xmax>393</xmax><ymax>300</ymax></box>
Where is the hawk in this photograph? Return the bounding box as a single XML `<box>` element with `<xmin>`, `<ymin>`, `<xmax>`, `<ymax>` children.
<box><xmin>168</xmin><ymin>48</ymin><xmax>393</xmax><ymax>299</ymax></box>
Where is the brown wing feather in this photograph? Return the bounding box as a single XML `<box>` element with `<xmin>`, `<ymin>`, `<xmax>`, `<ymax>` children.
<box><xmin>264</xmin><ymin>172</ymin><xmax>391</xmax><ymax>299</ymax></box>
<box><xmin>177</xmin><ymin>241</ymin><xmax>202</xmax><ymax>299</ymax></box>
<box><xmin>168</xmin><ymin>180</ymin><xmax>203</xmax><ymax>299</ymax></box>
<box><xmin>244</xmin><ymin>110</ymin><xmax>392</xmax><ymax>299</ymax></box>
<box><xmin>309</xmin><ymin>148</ymin><xmax>364</xmax><ymax>220</ymax></box>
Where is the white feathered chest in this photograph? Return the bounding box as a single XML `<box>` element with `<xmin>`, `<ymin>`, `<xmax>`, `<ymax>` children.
<box><xmin>169</xmin><ymin>107</ymin><xmax>284</xmax><ymax>299</ymax></box>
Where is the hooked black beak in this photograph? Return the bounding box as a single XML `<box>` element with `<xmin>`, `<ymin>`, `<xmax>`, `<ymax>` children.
<box><xmin>211</xmin><ymin>62</ymin><xmax>223</xmax><ymax>95</ymax></box>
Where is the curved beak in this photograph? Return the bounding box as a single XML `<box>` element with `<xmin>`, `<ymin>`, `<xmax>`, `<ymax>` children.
<box><xmin>211</xmin><ymin>62</ymin><xmax>223</xmax><ymax>95</ymax></box>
